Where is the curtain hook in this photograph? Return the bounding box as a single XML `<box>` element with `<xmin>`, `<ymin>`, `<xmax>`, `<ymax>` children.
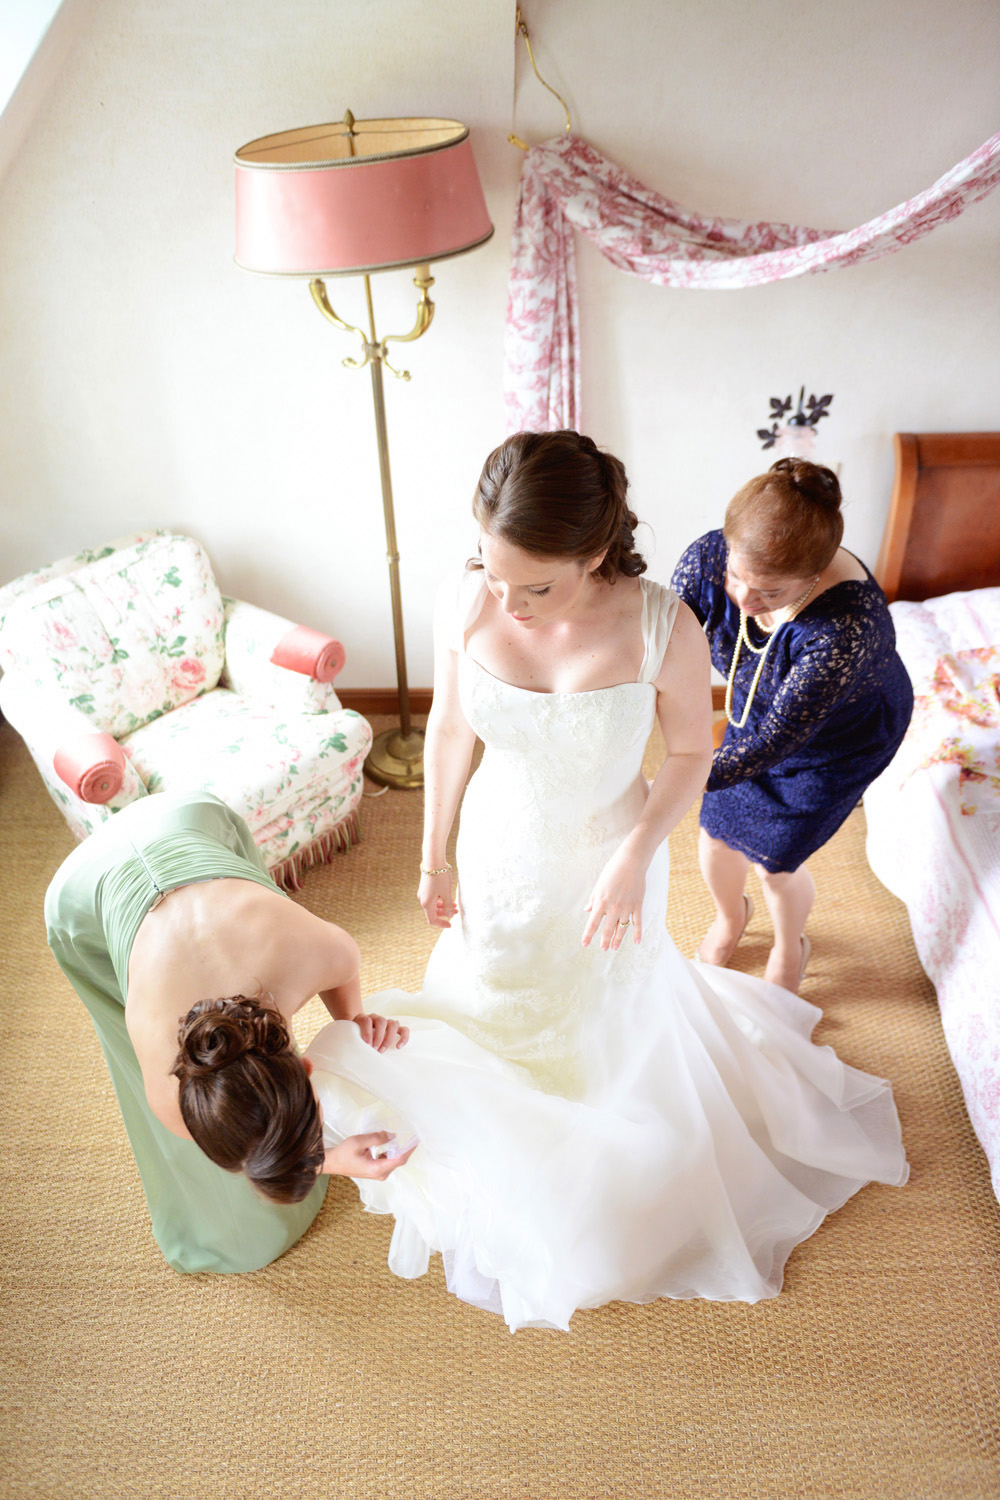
<box><xmin>508</xmin><ymin>6</ymin><xmax>572</xmax><ymax>152</ymax></box>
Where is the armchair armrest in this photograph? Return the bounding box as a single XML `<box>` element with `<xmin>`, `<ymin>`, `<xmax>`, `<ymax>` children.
<box><xmin>270</xmin><ymin>625</ymin><xmax>345</xmax><ymax>683</ymax></box>
<box><xmin>221</xmin><ymin>598</ymin><xmax>346</xmax><ymax>713</ymax></box>
<box><xmin>53</xmin><ymin>732</ymin><xmax>127</xmax><ymax>803</ymax></box>
<box><xmin>0</xmin><ymin>672</ymin><xmax>146</xmax><ymax>836</ymax></box>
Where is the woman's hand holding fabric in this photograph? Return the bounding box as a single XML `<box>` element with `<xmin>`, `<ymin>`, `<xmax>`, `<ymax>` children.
<box><xmin>582</xmin><ymin>844</ymin><xmax>646</xmax><ymax>950</ymax></box>
<box><xmin>353</xmin><ymin>1013</ymin><xmax>410</xmax><ymax>1051</ymax></box>
<box><xmin>323</xmin><ymin>1133</ymin><xmax>417</xmax><ymax>1180</ymax></box>
<box><xmin>579</xmin><ymin>607</ymin><xmax>713</xmax><ymax>954</ymax></box>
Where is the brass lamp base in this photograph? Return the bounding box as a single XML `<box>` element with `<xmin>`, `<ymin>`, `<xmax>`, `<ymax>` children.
<box><xmin>365</xmin><ymin>726</ymin><xmax>425</xmax><ymax>790</ymax></box>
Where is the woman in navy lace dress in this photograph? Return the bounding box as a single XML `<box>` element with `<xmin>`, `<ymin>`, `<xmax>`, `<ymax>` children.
<box><xmin>671</xmin><ymin>458</ymin><xmax>913</xmax><ymax>993</ymax></box>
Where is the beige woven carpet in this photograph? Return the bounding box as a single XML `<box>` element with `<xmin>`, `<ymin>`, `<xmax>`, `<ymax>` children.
<box><xmin>2</xmin><ymin>716</ymin><xmax>998</xmax><ymax>1500</ymax></box>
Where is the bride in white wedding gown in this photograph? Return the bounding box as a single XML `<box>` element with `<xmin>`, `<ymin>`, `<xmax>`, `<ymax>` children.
<box><xmin>306</xmin><ymin>431</ymin><xmax>907</xmax><ymax>1332</ymax></box>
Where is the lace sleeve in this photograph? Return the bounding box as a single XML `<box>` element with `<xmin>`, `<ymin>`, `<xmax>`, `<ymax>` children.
<box><xmin>670</xmin><ymin>533</ymin><xmax>724</xmax><ymax>628</ymax></box>
<box><xmin>708</xmin><ymin>608</ymin><xmax>884</xmax><ymax>790</ymax></box>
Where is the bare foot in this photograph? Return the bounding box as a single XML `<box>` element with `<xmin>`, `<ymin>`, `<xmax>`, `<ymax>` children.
<box><xmin>695</xmin><ymin>895</ymin><xmax>754</xmax><ymax>966</ymax></box>
<box><xmin>764</xmin><ymin>935</ymin><xmax>811</xmax><ymax>993</ymax></box>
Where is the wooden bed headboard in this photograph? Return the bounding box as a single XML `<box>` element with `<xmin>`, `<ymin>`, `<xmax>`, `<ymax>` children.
<box><xmin>875</xmin><ymin>432</ymin><xmax>1000</xmax><ymax>603</ymax></box>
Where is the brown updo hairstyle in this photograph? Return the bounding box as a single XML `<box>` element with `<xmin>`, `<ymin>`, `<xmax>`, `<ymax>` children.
<box><xmin>724</xmin><ymin>458</ymin><xmax>844</xmax><ymax>578</ymax></box>
<box><xmin>472</xmin><ymin>430</ymin><xmax>647</xmax><ymax>583</ymax></box>
<box><xmin>171</xmin><ymin>996</ymin><xmax>324</xmax><ymax>1204</ymax></box>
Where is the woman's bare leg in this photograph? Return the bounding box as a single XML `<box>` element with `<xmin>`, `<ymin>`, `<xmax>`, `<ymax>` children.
<box><xmin>696</xmin><ymin>829</ymin><xmax>752</xmax><ymax>964</ymax></box>
<box><xmin>756</xmin><ymin>863</ymin><xmax>815</xmax><ymax>992</ymax></box>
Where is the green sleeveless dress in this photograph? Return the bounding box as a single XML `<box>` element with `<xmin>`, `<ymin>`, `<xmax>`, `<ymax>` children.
<box><xmin>44</xmin><ymin>791</ymin><xmax>327</xmax><ymax>1273</ymax></box>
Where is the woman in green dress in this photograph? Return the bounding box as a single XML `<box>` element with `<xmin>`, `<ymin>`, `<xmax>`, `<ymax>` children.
<box><xmin>45</xmin><ymin>789</ymin><xmax>412</xmax><ymax>1274</ymax></box>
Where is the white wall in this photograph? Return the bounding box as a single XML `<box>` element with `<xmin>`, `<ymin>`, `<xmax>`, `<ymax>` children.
<box><xmin>1</xmin><ymin>0</ymin><xmax>998</xmax><ymax>687</ymax></box>
<box><xmin>0</xmin><ymin>0</ymin><xmax>63</xmax><ymax>113</ymax></box>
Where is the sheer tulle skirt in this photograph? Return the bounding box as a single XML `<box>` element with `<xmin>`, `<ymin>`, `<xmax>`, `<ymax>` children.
<box><xmin>307</xmin><ymin>934</ymin><xmax>907</xmax><ymax>1332</ymax></box>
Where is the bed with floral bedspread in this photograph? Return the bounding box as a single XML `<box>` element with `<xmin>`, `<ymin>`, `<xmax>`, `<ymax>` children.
<box><xmin>864</xmin><ymin>586</ymin><xmax>1000</xmax><ymax>1201</ymax></box>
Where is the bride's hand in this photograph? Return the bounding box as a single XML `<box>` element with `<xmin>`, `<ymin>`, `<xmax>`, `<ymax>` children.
<box><xmin>582</xmin><ymin>847</ymin><xmax>646</xmax><ymax>950</ymax></box>
<box><xmin>323</xmin><ymin>1133</ymin><xmax>417</xmax><ymax>1180</ymax></box>
<box><xmin>418</xmin><ymin>871</ymin><xmax>458</xmax><ymax>929</ymax></box>
<box><xmin>353</xmin><ymin>1013</ymin><xmax>410</xmax><ymax>1051</ymax></box>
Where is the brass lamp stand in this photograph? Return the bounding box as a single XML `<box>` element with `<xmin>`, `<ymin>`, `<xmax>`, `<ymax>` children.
<box><xmin>309</xmin><ymin>269</ymin><xmax>434</xmax><ymax>788</ymax></box>
<box><xmin>234</xmin><ymin>109</ymin><xmax>493</xmax><ymax>791</ymax></box>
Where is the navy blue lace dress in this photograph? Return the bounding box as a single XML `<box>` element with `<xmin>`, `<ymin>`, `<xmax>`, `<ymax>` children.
<box><xmin>671</xmin><ymin>530</ymin><xmax>913</xmax><ymax>872</ymax></box>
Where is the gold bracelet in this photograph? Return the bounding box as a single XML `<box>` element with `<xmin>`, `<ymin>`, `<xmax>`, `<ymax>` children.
<box><xmin>420</xmin><ymin>862</ymin><xmax>452</xmax><ymax>876</ymax></box>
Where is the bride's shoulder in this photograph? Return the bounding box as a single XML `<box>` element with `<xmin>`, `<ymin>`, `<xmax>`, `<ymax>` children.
<box><xmin>635</xmin><ymin>578</ymin><xmax>690</xmax><ymax>684</ymax></box>
<box><xmin>651</xmin><ymin>594</ymin><xmax>710</xmax><ymax>689</ymax></box>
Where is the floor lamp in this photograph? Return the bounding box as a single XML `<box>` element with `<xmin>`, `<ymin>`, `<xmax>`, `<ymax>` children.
<box><xmin>234</xmin><ymin>112</ymin><xmax>494</xmax><ymax>788</ymax></box>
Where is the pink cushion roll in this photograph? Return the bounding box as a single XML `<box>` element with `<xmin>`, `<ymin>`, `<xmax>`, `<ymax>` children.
<box><xmin>271</xmin><ymin>625</ymin><xmax>346</xmax><ymax>683</ymax></box>
<box><xmin>53</xmin><ymin>733</ymin><xmax>126</xmax><ymax>804</ymax></box>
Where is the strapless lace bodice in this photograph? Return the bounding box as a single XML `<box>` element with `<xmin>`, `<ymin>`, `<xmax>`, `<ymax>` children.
<box><xmin>460</xmin><ymin>665</ymin><xmax>654</xmax><ymax>811</ymax></box>
<box><xmin>457</xmin><ymin>569</ymin><xmax>675</xmax><ymax>805</ymax></box>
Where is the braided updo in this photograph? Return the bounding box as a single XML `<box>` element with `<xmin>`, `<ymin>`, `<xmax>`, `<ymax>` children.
<box><xmin>724</xmin><ymin>457</ymin><xmax>844</xmax><ymax>578</ymax></box>
<box><xmin>172</xmin><ymin>996</ymin><xmax>324</xmax><ymax>1205</ymax></box>
<box><xmin>472</xmin><ymin>430</ymin><xmax>647</xmax><ymax>584</ymax></box>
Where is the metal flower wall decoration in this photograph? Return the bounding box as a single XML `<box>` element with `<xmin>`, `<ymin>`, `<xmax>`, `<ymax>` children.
<box><xmin>758</xmin><ymin>386</ymin><xmax>834</xmax><ymax>452</ymax></box>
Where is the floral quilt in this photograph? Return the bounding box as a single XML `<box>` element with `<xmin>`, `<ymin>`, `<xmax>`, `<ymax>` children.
<box><xmin>864</xmin><ymin>587</ymin><xmax>1000</xmax><ymax>1202</ymax></box>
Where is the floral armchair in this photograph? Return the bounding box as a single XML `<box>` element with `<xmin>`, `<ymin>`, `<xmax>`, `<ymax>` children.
<box><xmin>0</xmin><ymin>531</ymin><xmax>372</xmax><ymax>888</ymax></box>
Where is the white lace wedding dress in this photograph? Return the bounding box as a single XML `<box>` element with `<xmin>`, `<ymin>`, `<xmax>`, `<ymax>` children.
<box><xmin>306</xmin><ymin>574</ymin><xmax>907</xmax><ymax>1331</ymax></box>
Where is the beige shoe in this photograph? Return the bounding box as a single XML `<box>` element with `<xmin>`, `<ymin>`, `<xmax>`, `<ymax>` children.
<box><xmin>764</xmin><ymin>933</ymin><xmax>812</xmax><ymax>993</ymax></box>
<box><xmin>798</xmin><ymin>933</ymin><xmax>812</xmax><ymax>989</ymax></box>
<box><xmin>694</xmin><ymin>894</ymin><xmax>755</xmax><ymax>966</ymax></box>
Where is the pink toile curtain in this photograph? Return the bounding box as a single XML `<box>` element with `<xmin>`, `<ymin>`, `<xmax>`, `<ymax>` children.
<box><xmin>503</xmin><ymin>131</ymin><xmax>1000</xmax><ymax>433</ymax></box>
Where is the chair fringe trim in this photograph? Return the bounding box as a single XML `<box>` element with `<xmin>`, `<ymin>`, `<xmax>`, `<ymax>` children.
<box><xmin>267</xmin><ymin>808</ymin><xmax>361</xmax><ymax>892</ymax></box>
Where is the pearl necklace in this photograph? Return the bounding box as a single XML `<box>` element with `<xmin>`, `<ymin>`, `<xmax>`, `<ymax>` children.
<box><xmin>724</xmin><ymin>578</ymin><xmax>819</xmax><ymax>729</ymax></box>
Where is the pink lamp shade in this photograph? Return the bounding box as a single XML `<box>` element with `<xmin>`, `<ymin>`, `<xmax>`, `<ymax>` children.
<box><xmin>234</xmin><ymin>116</ymin><xmax>494</xmax><ymax>276</ymax></box>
